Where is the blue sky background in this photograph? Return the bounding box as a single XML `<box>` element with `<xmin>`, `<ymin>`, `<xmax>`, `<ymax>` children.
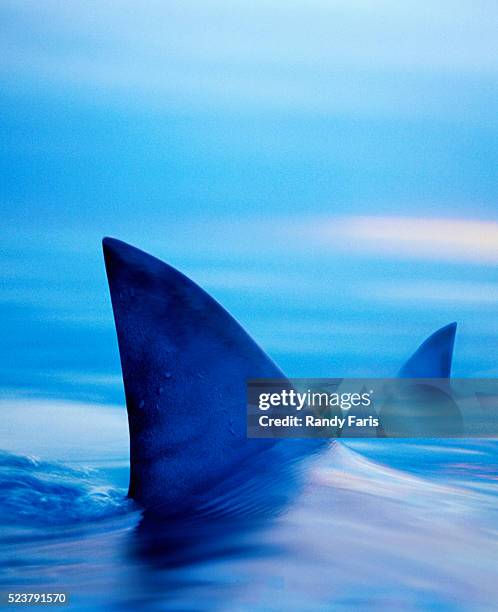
<box><xmin>1</xmin><ymin>1</ymin><xmax>497</xmax><ymax>404</ymax></box>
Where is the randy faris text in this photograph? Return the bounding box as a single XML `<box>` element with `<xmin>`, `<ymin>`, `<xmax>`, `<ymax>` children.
<box><xmin>258</xmin><ymin>415</ymin><xmax>379</xmax><ymax>429</ymax></box>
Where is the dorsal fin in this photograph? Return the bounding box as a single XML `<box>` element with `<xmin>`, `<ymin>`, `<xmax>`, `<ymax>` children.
<box><xmin>103</xmin><ymin>237</ymin><xmax>285</xmax><ymax>514</ymax></box>
<box><xmin>398</xmin><ymin>323</ymin><xmax>457</xmax><ymax>378</ymax></box>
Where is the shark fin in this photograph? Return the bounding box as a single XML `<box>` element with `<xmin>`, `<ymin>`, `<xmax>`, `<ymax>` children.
<box><xmin>398</xmin><ymin>323</ymin><xmax>457</xmax><ymax>378</ymax></box>
<box><xmin>103</xmin><ymin>237</ymin><xmax>286</xmax><ymax>515</ymax></box>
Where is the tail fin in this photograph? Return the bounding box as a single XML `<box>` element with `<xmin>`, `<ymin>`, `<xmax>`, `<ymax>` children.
<box><xmin>398</xmin><ymin>323</ymin><xmax>457</xmax><ymax>378</ymax></box>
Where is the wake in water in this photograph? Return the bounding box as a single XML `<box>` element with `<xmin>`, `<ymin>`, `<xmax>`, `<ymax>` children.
<box><xmin>0</xmin><ymin>451</ymin><xmax>130</xmax><ymax>528</ymax></box>
<box><xmin>1</xmin><ymin>407</ymin><xmax>497</xmax><ymax>611</ymax></box>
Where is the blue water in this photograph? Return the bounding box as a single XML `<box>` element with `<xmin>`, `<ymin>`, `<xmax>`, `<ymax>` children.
<box><xmin>1</xmin><ymin>397</ymin><xmax>497</xmax><ymax>610</ymax></box>
<box><xmin>2</xmin><ymin>148</ymin><xmax>498</xmax><ymax>611</ymax></box>
<box><xmin>2</xmin><ymin>2</ymin><xmax>498</xmax><ymax>609</ymax></box>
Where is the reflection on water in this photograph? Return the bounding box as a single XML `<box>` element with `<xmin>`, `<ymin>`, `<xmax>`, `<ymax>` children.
<box><xmin>0</xmin><ymin>400</ymin><xmax>497</xmax><ymax>610</ymax></box>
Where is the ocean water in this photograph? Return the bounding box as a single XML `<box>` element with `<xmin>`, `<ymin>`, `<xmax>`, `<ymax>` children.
<box><xmin>2</xmin><ymin>217</ymin><xmax>498</xmax><ymax>611</ymax></box>
<box><xmin>1</xmin><ymin>398</ymin><xmax>497</xmax><ymax>610</ymax></box>
<box><xmin>2</xmin><ymin>3</ymin><xmax>498</xmax><ymax>608</ymax></box>
<box><xmin>1</xmin><ymin>236</ymin><xmax>498</xmax><ymax>610</ymax></box>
